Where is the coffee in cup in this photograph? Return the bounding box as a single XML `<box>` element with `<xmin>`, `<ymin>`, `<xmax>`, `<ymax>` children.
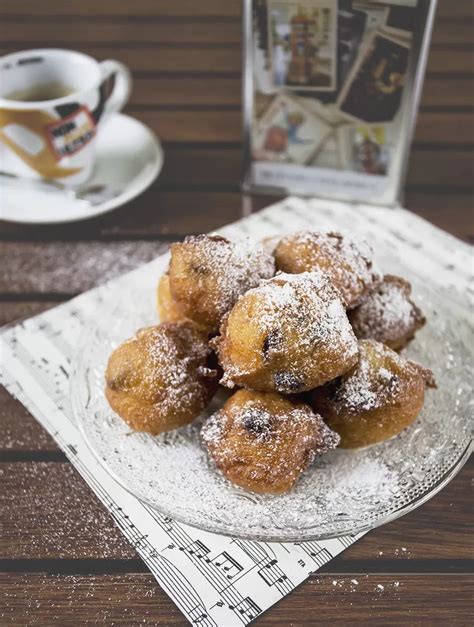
<box><xmin>5</xmin><ymin>82</ymin><xmax>75</xmax><ymax>102</ymax></box>
<box><xmin>0</xmin><ymin>48</ymin><xmax>132</xmax><ymax>187</ymax></box>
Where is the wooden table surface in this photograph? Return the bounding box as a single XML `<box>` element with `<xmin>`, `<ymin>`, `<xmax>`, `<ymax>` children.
<box><xmin>1</xmin><ymin>1</ymin><xmax>473</xmax><ymax>624</ymax></box>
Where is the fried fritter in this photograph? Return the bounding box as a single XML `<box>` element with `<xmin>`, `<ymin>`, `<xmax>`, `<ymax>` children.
<box><xmin>274</xmin><ymin>230</ymin><xmax>379</xmax><ymax>308</ymax></box>
<box><xmin>201</xmin><ymin>389</ymin><xmax>340</xmax><ymax>494</ymax></box>
<box><xmin>349</xmin><ymin>274</ymin><xmax>425</xmax><ymax>351</ymax></box>
<box><xmin>156</xmin><ymin>272</ymin><xmax>189</xmax><ymax>324</ymax></box>
<box><xmin>309</xmin><ymin>339</ymin><xmax>435</xmax><ymax>448</ymax></box>
<box><xmin>105</xmin><ymin>322</ymin><xmax>217</xmax><ymax>435</ymax></box>
<box><xmin>168</xmin><ymin>235</ymin><xmax>275</xmax><ymax>334</ymax></box>
<box><xmin>214</xmin><ymin>272</ymin><xmax>359</xmax><ymax>393</ymax></box>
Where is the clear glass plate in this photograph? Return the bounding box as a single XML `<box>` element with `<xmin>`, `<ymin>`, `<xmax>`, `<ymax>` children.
<box><xmin>71</xmin><ymin>259</ymin><xmax>473</xmax><ymax>542</ymax></box>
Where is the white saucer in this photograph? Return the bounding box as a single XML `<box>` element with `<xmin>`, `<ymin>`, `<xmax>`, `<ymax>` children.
<box><xmin>0</xmin><ymin>113</ymin><xmax>163</xmax><ymax>224</ymax></box>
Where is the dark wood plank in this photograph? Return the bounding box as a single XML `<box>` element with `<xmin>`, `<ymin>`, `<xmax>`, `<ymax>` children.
<box><xmin>0</xmin><ymin>387</ymin><xmax>58</xmax><ymax>453</ymax></box>
<box><xmin>436</xmin><ymin>1</ymin><xmax>474</xmax><ymax>19</ymax></box>
<box><xmin>260</xmin><ymin>574</ymin><xmax>474</xmax><ymax>625</ymax></box>
<box><xmin>1</xmin><ymin>460</ymin><xmax>472</xmax><ymax>561</ymax></box>
<box><xmin>0</xmin><ymin>241</ymin><xmax>170</xmax><ymax>294</ymax></box>
<box><xmin>129</xmin><ymin>77</ymin><xmax>241</xmax><ymax>106</ymax></box>
<box><xmin>413</xmin><ymin>113</ymin><xmax>474</xmax><ymax>145</ymax></box>
<box><xmin>0</xmin><ymin>573</ymin><xmax>186</xmax><ymax>625</ymax></box>
<box><xmin>159</xmin><ymin>146</ymin><xmax>240</xmax><ymax>184</ymax></box>
<box><xmin>421</xmin><ymin>78</ymin><xmax>474</xmax><ymax>108</ymax></box>
<box><xmin>1</xmin><ymin>19</ymin><xmax>242</xmax><ymax>45</ymax></box>
<box><xmin>0</xmin><ymin>0</ymin><xmax>471</xmax><ymax>20</ymax></box>
<box><xmin>0</xmin><ymin>0</ymin><xmax>242</xmax><ymax>17</ymax></box>
<box><xmin>0</xmin><ymin>462</ymin><xmax>136</xmax><ymax>559</ymax></box>
<box><xmin>427</xmin><ymin>48</ymin><xmax>474</xmax><ymax>75</ymax></box>
<box><xmin>1</xmin><ymin>14</ymin><xmax>472</xmax><ymax>47</ymax></box>
<box><xmin>1</xmin><ymin>573</ymin><xmax>472</xmax><ymax>625</ymax></box>
<box><xmin>404</xmin><ymin>193</ymin><xmax>474</xmax><ymax>242</ymax></box>
<box><xmin>131</xmin><ymin>111</ymin><xmax>241</xmax><ymax>143</ymax></box>
<box><xmin>408</xmin><ymin>150</ymin><xmax>473</xmax><ymax>188</ymax></box>
<box><xmin>431</xmin><ymin>18</ymin><xmax>474</xmax><ymax>46</ymax></box>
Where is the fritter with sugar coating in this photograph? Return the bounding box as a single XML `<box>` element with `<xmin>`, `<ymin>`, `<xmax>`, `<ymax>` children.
<box><xmin>309</xmin><ymin>339</ymin><xmax>435</xmax><ymax>448</ymax></box>
<box><xmin>168</xmin><ymin>235</ymin><xmax>275</xmax><ymax>334</ymax></box>
<box><xmin>201</xmin><ymin>389</ymin><xmax>340</xmax><ymax>494</ymax></box>
<box><xmin>105</xmin><ymin>322</ymin><xmax>217</xmax><ymax>435</ymax></box>
<box><xmin>274</xmin><ymin>230</ymin><xmax>379</xmax><ymax>308</ymax></box>
<box><xmin>214</xmin><ymin>272</ymin><xmax>359</xmax><ymax>393</ymax></box>
<box><xmin>349</xmin><ymin>275</ymin><xmax>425</xmax><ymax>351</ymax></box>
<box><xmin>157</xmin><ymin>273</ymin><xmax>189</xmax><ymax>324</ymax></box>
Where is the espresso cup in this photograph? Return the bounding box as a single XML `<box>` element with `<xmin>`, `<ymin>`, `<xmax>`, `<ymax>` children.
<box><xmin>0</xmin><ymin>48</ymin><xmax>131</xmax><ymax>186</ymax></box>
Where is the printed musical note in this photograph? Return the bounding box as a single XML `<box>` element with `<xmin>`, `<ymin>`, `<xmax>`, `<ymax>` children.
<box><xmin>296</xmin><ymin>542</ymin><xmax>333</xmax><ymax>568</ymax></box>
<box><xmin>188</xmin><ymin>606</ymin><xmax>211</xmax><ymax>625</ymax></box>
<box><xmin>256</xmin><ymin>558</ymin><xmax>293</xmax><ymax>595</ymax></box>
<box><xmin>229</xmin><ymin>597</ymin><xmax>261</xmax><ymax>622</ymax></box>
<box><xmin>180</xmin><ymin>539</ymin><xmax>210</xmax><ymax>559</ymax></box>
<box><xmin>212</xmin><ymin>551</ymin><xmax>243</xmax><ymax>579</ymax></box>
<box><xmin>258</xmin><ymin>560</ymin><xmax>286</xmax><ymax>586</ymax></box>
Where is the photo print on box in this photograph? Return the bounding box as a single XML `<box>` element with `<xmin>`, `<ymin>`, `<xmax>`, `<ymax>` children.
<box><xmin>383</xmin><ymin>3</ymin><xmax>418</xmax><ymax>40</ymax></box>
<box><xmin>253</xmin><ymin>0</ymin><xmax>277</xmax><ymax>94</ymax></box>
<box><xmin>246</xmin><ymin>0</ymin><xmax>432</xmax><ymax>204</ymax></box>
<box><xmin>352</xmin><ymin>2</ymin><xmax>389</xmax><ymax>33</ymax></box>
<box><xmin>267</xmin><ymin>0</ymin><xmax>338</xmax><ymax>92</ymax></box>
<box><xmin>253</xmin><ymin>92</ymin><xmax>331</xmax><ymax>164</ymax></box>
<box><xmin>338</xmin><ymin>1</ymin><xmax>368</xmax><ymax>94</ymax></box>
<box><xmin>310</xmin><ymin>130</ymin><xmax>342</xmax><ymax>169</ymax></box>
<box><xmin>339</xmin><ymin>124</ymin><xmax>392</xmax><ymax>175</ymax></box>
<box><xmin>337</xmin><ymin>31</ymin><xmax>410</xmax><ymax>123</ymax></box>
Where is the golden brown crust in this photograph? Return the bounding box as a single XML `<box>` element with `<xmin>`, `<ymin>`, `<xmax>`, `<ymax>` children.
<box><xmin>105</xmin><ymin>322</ymin><xmax>217</xmax><ymax>435</ymax></box>
<box><xmin>168</xmin><ymin>235</ymin><xmax>275</xmax><ymax>334</ymax></box>
<box><xmin>214</xmin><ymin>272</ymin><xmax>359</xmax><ymax>393</ymax></box>
<box><xmin>348</xmin><ymin>275</ymin><xmax>426</xmax><ymax>351</ymax></box>
<box><xmin>274</xmin><ymin>230</ymin><xmax>379</xmax><ymax>308</ymax></box>
<box><xmin>201</xmin><ymin>389</ymin><xmax>339</xmax><ymax>494</ymax></box>
<box><xmin>156</xmin><ymin>273</ymin><xmax>189</xmax><ymax>324</ymax></box>
<box><xmin>309</xmin><ymin>339</ymin><xmax>434</xmax><ymax>448</ymax></box>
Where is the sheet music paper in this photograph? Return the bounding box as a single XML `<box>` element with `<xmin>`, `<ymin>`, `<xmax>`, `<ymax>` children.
<box><xmin>1</xmin><ymin>197</ymin><xmax>471</xmax><ymax>625</ymax></box>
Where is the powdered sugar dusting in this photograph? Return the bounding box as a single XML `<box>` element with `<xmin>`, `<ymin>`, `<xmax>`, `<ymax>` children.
<box><xmin>213</xmin><ymin>236</ymin><xmax>276</xmax><ymax>302</ymax></box>
<box><xmin>201</xmin><ymin>392</ymin><xmax>340</xmax><ymax>492</ymax></box>
<box><xmin>170</xmin><ymin>235</ymin><xmax>275</xmax><ymax>330</ymax></box>
<box><xmin>203</xmin><ymin>397</ymin><xmax>340</xmax><ymax>455</ymax></box>
<box><xmin>274</xmin><ymin>230</ymin><xmax>381</xmax><ymax>308</ymax></box>
<box><xmin>218</xmin><ymin>272</ymin><xmax>359</xmax><ymax>392</ymax></box>
<box><xmin>106</xmin><ymin>323</ymin><xmax>215</xmax><ymax>420</ymax></box>
<box><xmin>349</xmin><ymin>275</ymin><xmax>425</xmax><ymax>348</ymax></box>
<box><xmin>327</xmin><ymin>340</ymin><xmax>405</xmax><ymax>414</ymax></box>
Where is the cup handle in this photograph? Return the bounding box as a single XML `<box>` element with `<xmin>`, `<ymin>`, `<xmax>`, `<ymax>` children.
<box><xmin>99</xmin><ymin>59</ymin><xmax>132</xmax><ymax>120</ymax></box>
